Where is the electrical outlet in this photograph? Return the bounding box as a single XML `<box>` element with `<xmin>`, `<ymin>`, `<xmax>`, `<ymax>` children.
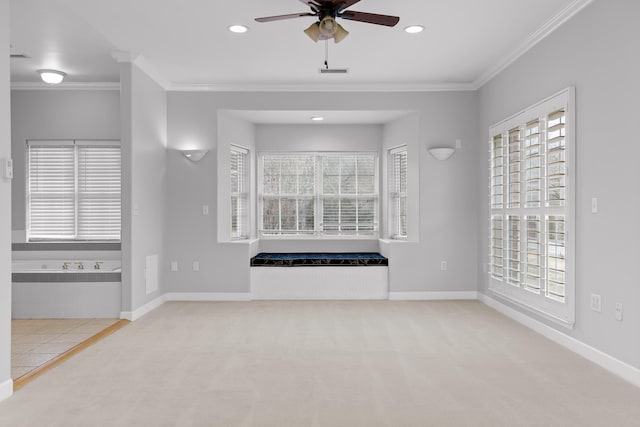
<box><xmin>202</xmin><ymin>205</ymin><xmax>209</xmax><ymax>216</ymax></box>
<box><xmin>615</xmin><ymin>303</ymin><xmax>623</xmax><ymax>321</ymax></box>
<box><xmin>590</xmin><ymin>293</ymin><xmax>601</xmax><ymax>312</ymax></box>
<box><xmin>171</xmin><ymin>261</ymin><xmax>178</xmax><ymax>272</ymax></box>
<box><xmin>440</xmin><ymin>261</ymin><xmax>447</xmax><ymax>271</ymax></box>
<box><xmin>193</xmin><ymin>261</ymin><xmax>200</xmax><ymax>272</ymax></box>
<box><xmin>591</xmin><ymin>197</ymin><xmax>598</xmax><ymax>214</ymax></box>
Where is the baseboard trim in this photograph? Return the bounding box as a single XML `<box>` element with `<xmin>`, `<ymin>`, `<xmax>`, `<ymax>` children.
<box><xmin>389</xmin><ymin>291</ymin><xmax>478</xmax><ymax>301</ymax></box>
<box><xmin>120</xmin><ymin>295</ymin><xmax>167</xmax><ymax>321</ymax></box>
<box><xmin>165</xmin><ymin>292</ymin><xmax>252</xmax><ymax>302</ymax></box>
<box><xmin>0</xmin><ymin>378</ymin><xmax>13</xmax><ymax>402</ymax></box>
<box><xmin>479</xmin><ymin>293</ymin><xmax>640</xmax><ymax>388</ymax></box>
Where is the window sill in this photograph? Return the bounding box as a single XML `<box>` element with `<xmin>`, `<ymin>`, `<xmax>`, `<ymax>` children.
<box><xmin>12</xmin><ymin>242</ymin><xmax>122</xmax><ymax>251</ymax></box>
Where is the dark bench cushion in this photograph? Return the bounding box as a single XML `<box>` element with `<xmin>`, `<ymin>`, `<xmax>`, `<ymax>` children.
<box><xmin>250</xmin><ymin>252</ymin><xmax>388</xmax><ymax>267</ymax></box>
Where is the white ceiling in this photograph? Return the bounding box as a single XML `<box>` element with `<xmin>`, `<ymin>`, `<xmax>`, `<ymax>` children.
<box><xmin>9</xmin><ymin>0</ymin><xmax>589</xmax><ymax>90</ymax></box>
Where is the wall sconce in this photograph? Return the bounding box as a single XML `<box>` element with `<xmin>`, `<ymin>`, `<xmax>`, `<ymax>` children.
<box><xmin>37</xmin><ymin>69</ymin><xmax>66</xmax><ymax>85</ymax></box>
<box><xmin>182</xmin><ymin>149</ymin><xmax>209</xmax><ymax>162</ymax></box>
<box><xmin>428</xmin><ymin>147</ymin><xmax>455</xmax><ymax>161</ymax></box>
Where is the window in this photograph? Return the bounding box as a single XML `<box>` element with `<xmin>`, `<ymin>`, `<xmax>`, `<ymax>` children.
<box><xmin>259</xmin><ymin>152</ymin><xmax>378</xmax><ymax>237</ymax></box>
<box><xmin>230</xmin><ymin>145</ymin><xmax>249</xmax><ymax>240</ymax></box>
<box><xmin>389</xmin><ymin>146</ymin><xmax>407</xmax><ymax>239</ymax></box>
<box><xmin>488</xmin><ymin>88</ymin><xmax>574</xmax><ymax>325</ymax></box>
<box><xmin>27</xmin><ymin>140</ymin><xmax>121</xmax><ymax>241</ymax></box>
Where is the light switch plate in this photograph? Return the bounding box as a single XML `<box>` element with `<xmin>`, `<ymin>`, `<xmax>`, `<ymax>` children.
<box><xmin>2</xmin><ymin>158</ymin><xmax>13</xmax><ymax>179</ymax></box>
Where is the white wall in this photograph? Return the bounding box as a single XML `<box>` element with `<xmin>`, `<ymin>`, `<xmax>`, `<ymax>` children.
<box><xmin>166</xmin><ymin>91</ymin><xmax>480</xmax><ymax>295</ymax></box>
<box><xmin>119</xmin><ymin>62</ymin><xmax>167</xmax><ymax>313</ymax></box>
<box><xmin>0</xmin><ymin>0</ymin><xmax>13</xmax><ymax>401</ymax></box>
<box><xmin>10</xmin><ymin>90</ymin><xmax>120</xmax><ymax>235</ymax></box>
<box><xmin>478</xmin><ymin>0</ymin><xmax>640</xmax><ymax>369</ymax></box>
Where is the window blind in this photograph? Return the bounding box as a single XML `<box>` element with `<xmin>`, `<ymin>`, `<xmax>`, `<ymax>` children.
<box><xmin>389</xmin><ymin>146</ymin><xmax>407</xmax><ymax>239</ymax></box>
<box><xmin>261</xmin><ymin>154</ymin><xmax>316</xmax><ymax>236</ymax></box>
<box><xmin>77</xmin><ymin>145</ymin><xmax>121</xmax><ymax>240</ymax></box>
<box><xmin>321</xmin><ymin>154</ymin><xmax>377</xmax><ymax>236</ymax></box>
<box><xmin>258</xmin><ymin>152</ymin><xmax>378</xmax><ymax>237</ymax></box>
<box><xmin>231</xmin><ymin>146</ymin><xmax>249</xmax><ymax>239</ymax></box>
<box><xmin>27</xmin><ymin>140</ymin><xmax>121</xmax><ymax>241</ymax></box>
<box><xmin>28</xmin><ymin>143</ymin><xmax>76</xmax><ymax>239</ymax></box>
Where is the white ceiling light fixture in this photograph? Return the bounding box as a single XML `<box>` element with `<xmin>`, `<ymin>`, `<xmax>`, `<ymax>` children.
<box><xmin>404</xmin><ymin>25</ymin><xmax>424</xmax><ymax>34</ymax></box>
<box><xmin>37</xmin><ymin>69</ymin><xmax>66</xmax><ymax>84</ymax></box>
<box><xmin>228</xmin><ymin>24</ymin><xmax>249</xmax><ymax>33</ymax></box>
<box><xmin>311</xmin><ymin>116</ymin><xmax>325</xmax><ymax>121</ymax></box>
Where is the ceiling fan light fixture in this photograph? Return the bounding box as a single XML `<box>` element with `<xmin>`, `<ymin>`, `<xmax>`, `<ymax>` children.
<box><xmin>333</xmin><ymin>23</ymin><xmax>349</xmax><ymax>44</ymax></box>
<box><xmin>37</xmin><ymin>69</ymin><xmax>66</xmax><ymax>85</ymax></box>
<box><xmin>304</xmin><ymin>22</ymin><xmax>321</xmax><ymax>42</ymax></box>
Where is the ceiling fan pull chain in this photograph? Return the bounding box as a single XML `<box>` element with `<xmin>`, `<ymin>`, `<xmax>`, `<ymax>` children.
<box><xmin>324</xmin><ymin>39</ymin><xmax>329</xmax><ymax>69</ymax></box>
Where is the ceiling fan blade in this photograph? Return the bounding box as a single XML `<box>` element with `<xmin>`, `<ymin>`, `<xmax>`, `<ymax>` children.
<box><xmin>298</xmin><ymin>0</ymin><xmax>323</xmax><ymax>8</ymax></box>
<box><xmin>255</xmin><ymin>12</ymin><xmax>316</xmax><ymax>23</ymax></box>
<box><xmin>339</xmin><ymin>10</ymin><xmax>400</xmax><ymax>27</ymax></box>
<box><xmin>331</xmin><ymin>0</ymin><xmax>361</xmax><ymax>11</ymax></box>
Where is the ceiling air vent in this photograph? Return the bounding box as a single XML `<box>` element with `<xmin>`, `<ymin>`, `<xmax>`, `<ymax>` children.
<box><xmin>319</xmin><ymin>68</ymin><xmax>349</xmax><ymax>74</ymax></box>
<box><xmin>10</xmin><ymin>54</ymin><xmax>30</xmax><ymax>59</ymax></box>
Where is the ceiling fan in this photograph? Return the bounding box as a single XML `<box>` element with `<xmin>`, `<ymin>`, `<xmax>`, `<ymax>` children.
<box><xmin>255</xmin><ymin>0</ymin><xmax>400</xmax><ymax>44</ymax></box>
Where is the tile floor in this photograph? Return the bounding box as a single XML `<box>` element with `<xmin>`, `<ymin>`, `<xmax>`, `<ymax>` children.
<box><xmin>11</xmin><ymin>318</ymin><xmax>119</xmax><ymax>379</ymax></box>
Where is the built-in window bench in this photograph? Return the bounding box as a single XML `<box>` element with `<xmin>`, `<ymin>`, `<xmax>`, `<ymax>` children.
<box><xmin>250</xmin><ymin>252</ymin><xmax>389</xmax><ymax>300</ymax></box>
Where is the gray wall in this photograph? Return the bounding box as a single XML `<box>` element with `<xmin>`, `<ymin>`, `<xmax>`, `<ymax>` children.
<box><xmin>10</xmin><ymin>90</ymin><xmax>120</xmax><ymax>234</ymax></box>
<box><xmin>166</xmin><ymin>91</ymin><xmax>480</xmax><ymax>294</ymax></box>
<box><xmin>120</xmin><ymin>62</ymin><xmax>167</xmax><ymax>312</ymax></box>
<box><xmin>0</xmin><ymin>0</ymin><xmax>12</xmax><ymax>397</ymax></box>
<box><xmin>477</xmin><ymin>0</ymin><xmax>640</xmax><ymax>368</ymax></box>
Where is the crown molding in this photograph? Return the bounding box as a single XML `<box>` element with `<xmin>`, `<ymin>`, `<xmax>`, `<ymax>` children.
<box><xmin>111</xmin><ymin>51</ymin><xmax>171</xmax><ymax>90</ymax></box>
<box><xmin>167</xmin><ymin>81</ymin><xmax>477</xmax><ymax>93</ymax></box>
<box><xmin>11</xmin><ymin>81</ymin><xmax>120</xmax><ymax>91</ymax></box>
<box><xmin>473</xmin><ymin>0</ymin><xmax>595</xmax><ymax>90</ymax></box>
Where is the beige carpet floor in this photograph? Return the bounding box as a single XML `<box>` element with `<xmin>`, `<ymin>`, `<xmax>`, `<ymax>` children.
<box><xmin>1</xmin><ymin>300</ymin><xmax>640</xmax><ymax>426</ymax></box>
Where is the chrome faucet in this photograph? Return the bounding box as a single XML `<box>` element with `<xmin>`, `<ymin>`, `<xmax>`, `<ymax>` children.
<box><xmin>62</xmin><ymin>262</ymin><xmax>70</xmax><ymax>270</ymax></box>
<box><xmin>75</xmin><ymin>262</ymin><xmax>84</xmax><ymax>270</ymax></box>
<box><xmin>94</xmin><ymin>261</ymin><xmax>104</xmax><ymax>270</ymax></box>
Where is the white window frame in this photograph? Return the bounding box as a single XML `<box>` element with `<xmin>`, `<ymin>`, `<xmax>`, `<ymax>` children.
<box><xmin>488</xmin><ymin>87</ymin><xmax>575</xmax><ymax>327</ymax></box>
<box><xmin>230</xmin><ymin>145</ymin><xmax>249</xmax><ymax>240</ymax></box>
<box><xmin>258</xmin><ymin>151</ymin><xmax>379</xmax><ymax>239</ymax></box>
<box><xmin>26</xmin><ymin>139</ymin><xmax>122</xmax><ymax>242</ymax></box>
<box><xmin>388</xmin><ymin>145</ymin><xmax>408</xmax><ymax>240</ymax></box>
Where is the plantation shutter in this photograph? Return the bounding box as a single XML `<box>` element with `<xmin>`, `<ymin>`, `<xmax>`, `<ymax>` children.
<box><xmin>27</xmin><ymin>141</ymin><xmax>76</xmax><ymax>239</ymax></box>
<box><xmin>231</xmin><ymin>146</ymin><xmax>249</xmax><ymax>239</ymax></box>
<box><xmin>488</xmin><ymin>88</ymin><xmax>574</xmax><ymax>324</ymax></box>
<box><xmin>389</xmin><ymin>146</ymin><xmax>407</xmax><ymax>239</ymax></box>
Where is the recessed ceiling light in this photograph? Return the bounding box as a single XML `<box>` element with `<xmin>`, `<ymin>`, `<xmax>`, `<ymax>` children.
<box><xmin>311</xmin><ymin>116</ymin><xmax>325</xmax><ymax>121</ymax></box>
<box><xmin>229</xmin><ymin>25</ymin><xmax>249</xmax><ymax>33</ymax></box>
<box><xmin>404</xmin><ymin>25</ymin><xmax>424</xmax><ymax>34</ymax></box>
